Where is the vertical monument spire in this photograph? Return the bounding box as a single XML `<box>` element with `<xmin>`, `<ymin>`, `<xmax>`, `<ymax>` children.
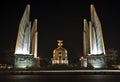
<box><xmin>15</xmin><ymin>4</ymin><xmax>31</xmax><ymax>55</ymax></box>
<box><xmin>83</xmin><ymin>19</ymin><xmax>89</xmax><ymax>57</ymax></box>
<box><xmin>31</xmin><ymin>19</ymin><xmax>38</xmax><ymax>58</ymax></box>
<box><xmin>90</xmin><ymin>4</ymin><xmax>105</xmax><ymax>55</ymax></box>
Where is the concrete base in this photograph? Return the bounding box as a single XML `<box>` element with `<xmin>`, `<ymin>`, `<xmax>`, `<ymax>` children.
<box><xmin>87</xmin><ymin>55</ymin><xmax>107</xmax><ymax>69</ymax></box>
<box><xmin>14</xmin><ymin>54</ymin><xmax>39</xmax><ymax>69</ymax></box>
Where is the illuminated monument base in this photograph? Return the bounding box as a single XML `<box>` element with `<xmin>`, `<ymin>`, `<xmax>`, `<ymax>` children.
<box><xmin>87</xmin><ymin>55</ymin><xmax>107</xmax><ymax>69</ymax></box>
<box><xmin>14</xmin><ymin>54</ymin><xmax>40</xmax><ymax>69</ymax></box>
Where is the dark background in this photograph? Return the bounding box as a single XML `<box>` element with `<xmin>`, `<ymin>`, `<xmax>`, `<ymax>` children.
<box><xmin>0</xmin><ymin>0</ymin><xmax>120</xmax><ymax>64</ymax></box>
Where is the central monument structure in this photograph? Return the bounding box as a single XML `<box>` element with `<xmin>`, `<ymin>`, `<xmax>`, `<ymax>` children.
<box><xmin>81</xmin><ymin>4</ymin><xmax>107</xmax><ymax>69</ymax></box>
<box><xmin>14</xmin><ymin>4</ymin><xmax>40</xmax><ymax>69</ymax></box>
<box><xmin>52</xmin><ymin>40</ymin><xmax>68</xmax><ymax>65</ymax></box>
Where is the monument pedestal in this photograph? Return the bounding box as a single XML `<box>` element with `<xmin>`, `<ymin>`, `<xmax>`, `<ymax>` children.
<box><xmin>14</xmin><ymin>54</ymin><xmax>39</xmax><ymax>69</ymax></box>
<box><xmin>87</xmin><ymin>55</ymin><xmax>107</xmax><ymax>69</ymax></box>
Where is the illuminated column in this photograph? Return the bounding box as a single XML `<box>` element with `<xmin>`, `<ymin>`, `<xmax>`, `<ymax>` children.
<box><xmin>83</xmin><ymin>19</ymin><xmax>87</xmax><ymax>57</ymax></box>
<box><xmin>83</xmin><ymin>19</ymin><xmax>89</xmax><ymax>57</ymax></box>
<box><xmin>34</xmin><ymin>32</ymin><xmax>38</xmax><ymax>58</ymax></box>
<box><xmin>31</xmin><ymin>19</ymin><xmax>38</xmax><ymax>58</ymax></box>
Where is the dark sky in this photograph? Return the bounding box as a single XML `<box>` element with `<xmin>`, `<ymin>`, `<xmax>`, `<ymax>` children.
<box><xmin>0</xmin><ymin>0</ymin><xmax>120</xmax><ymax>59</ymax></box>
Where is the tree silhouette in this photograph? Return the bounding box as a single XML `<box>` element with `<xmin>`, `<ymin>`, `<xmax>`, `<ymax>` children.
<box><xmin>106</xmin><ymin>48</ymin><xmax>119</xmax><ymax>66</ymax></box>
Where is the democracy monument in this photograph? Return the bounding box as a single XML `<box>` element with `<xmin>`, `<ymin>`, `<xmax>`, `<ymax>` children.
<box><xmin>81</xmin><ymin>4</ymin><xmax>107</xmax><ymax>69</ymax></box>
<box><xmin>14</xmin><ymin>4</ymin><xmax>40</xmax><ymax>69</ymax></box>
<box><xmin>14</xmin><ymin>4</ymin><xmax>107</xmax><ymax>69</ymax></box>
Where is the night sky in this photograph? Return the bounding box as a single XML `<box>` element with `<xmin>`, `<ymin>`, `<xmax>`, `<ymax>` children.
<box><xmin>0</xmin><ymin>0</ymin><xmax>120</xmax><ymax>60</ymax></box>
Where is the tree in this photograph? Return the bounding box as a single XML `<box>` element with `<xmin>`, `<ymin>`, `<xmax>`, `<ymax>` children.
<box><xmin>106</xmin><ymin>48</ymin><xmax>118</xmax><ymax>66</ymax></box>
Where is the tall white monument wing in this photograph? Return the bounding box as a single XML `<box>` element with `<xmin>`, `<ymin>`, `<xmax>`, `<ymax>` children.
<box><xmin>15</xmin><ymin>4</ymin><xmax>31</xmax><ymax>54</ymax></box>
<box><xmin>89</xmin><ymin>21</ymin><xmax>98</xmax><ymax>54</ymax></box>
<box><xmin>90</xmin><ymin>4</ymin><xmax>105</xmax><ymax>55</ymax></box>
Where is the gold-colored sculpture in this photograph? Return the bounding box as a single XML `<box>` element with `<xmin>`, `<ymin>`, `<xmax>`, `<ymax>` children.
<box><xmin>57</xmin><ymin>40</ymin><xmax>63</xmax><ymax>47</ymax></box>
<box><xmin>52</xmin><ymin>40</ymin><xmax>68</xmax><ymax>65</ymax></box>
